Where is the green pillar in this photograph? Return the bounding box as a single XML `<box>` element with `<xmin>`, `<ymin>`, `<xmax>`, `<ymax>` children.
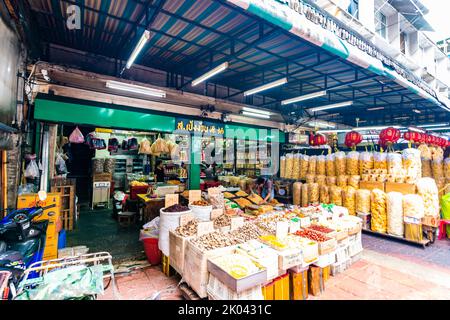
<box><xmin>189</xmin><ymin>134</ymin><xmax>201</xmax><ymax>190</ymax></box>
<box><xmin>34</xmin><ymin>122</ymin><xmax>41</xmax><ymax>159</ymax></box>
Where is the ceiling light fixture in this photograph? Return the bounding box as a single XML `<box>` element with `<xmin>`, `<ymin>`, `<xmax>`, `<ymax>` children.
<box><xmin>241</xmin><ymin>111</ymin><xmax>271</xmax><ymax>119</ymax></box>
<box><xmin>367</xmin><ymin>107</ymin><xmax>385</xmax><ymax>111</ymax></box>
<box><xmin>417</xmin><ymin>123</ymin><xmax>449</xmax><ymax>128</ymax></box>
<box><xmin>105</xmin><ymin>80</ymin><xmax>166</xmax><ymax>98</ymax></box>
<box><xmin>427</xmin><ymin>127</ymin><xmax>450</xmax><ymax>131</ymax></box>
<box><xmin>412</xmin><ymin>109</ymin><xmax>421</xmax><ymax>114</ymax></box>
<box><xmin>242</xmin><ymin>107</ymin><xmax>272</xmax><ymax>116</ymax></box>
<box><xmin>191</xmin><ymin>62</ymin><xmax>229</xmax><ymax>86</ymax></box>
<box><xmin>244</xmin><ymin>78</ymin><xmax>287</xmax><ymax>96</ymax></box>
<box><xmin>281</xmin><ymin>91</ymin><xmax>327</xmax><ymax>105</ymax></box>
<box><xmin>307</xmin><ymin>121</ymin><xmax>336</xmax><ymax>129</ymax></box>
<box><xmin>408</xmin><ymin>127</ymin><xmax>425</xmax><ymax>133</ymax></box>
<box><xmin>353</xmin><ymin>125</ymin><xmax>402</xmax><ymax>131</ymax></box>
<box><xmin>317</xmin><ymin>129</ymin><xmax>351</xmax><ymax>133</ymax></box>
<box><xmin>126</xmin><ymin>30</ymin><xmax>151</xmax><ymax>69</ymax></box>
<box><xmin>309</xmin><ymin>101</ymin><xmax>353</xmax><ymax>113</ymax></box>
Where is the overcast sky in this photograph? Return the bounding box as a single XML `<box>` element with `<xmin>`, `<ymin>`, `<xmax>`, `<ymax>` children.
<box><xmin>422</xmin><ymin>0</ymin><xmax>449</xmax><ymax>41</ymax></box>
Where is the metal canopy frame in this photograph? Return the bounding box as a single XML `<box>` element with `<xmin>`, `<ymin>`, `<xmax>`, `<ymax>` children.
<box><xmin>22</xmin><ymin>0</ymin><xmax>448</xmax><ymax>128</ymax></box>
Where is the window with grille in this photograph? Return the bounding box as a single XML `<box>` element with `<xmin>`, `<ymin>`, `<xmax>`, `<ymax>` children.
<box><xmin>375</xmin><ymin>11</ymin><xmax>387</xmax><ymax>39</ymax></box>
<box><xmin>347</xmin><ymin>0</ymin><xmax>359</xmax><ymax>19</ymax></box>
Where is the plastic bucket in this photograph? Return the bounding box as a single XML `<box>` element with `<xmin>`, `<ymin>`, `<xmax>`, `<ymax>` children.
<box><xmin>143</xmin><ymin>237</ymin><xmax>161</xmax><ymax>265</ymax></box>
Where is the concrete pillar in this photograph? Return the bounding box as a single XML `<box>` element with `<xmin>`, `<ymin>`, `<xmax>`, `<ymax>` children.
<box><xmin>358</xmin><ymin>0</ymin><xmax>375</xmax><ymax>32</ymax></box>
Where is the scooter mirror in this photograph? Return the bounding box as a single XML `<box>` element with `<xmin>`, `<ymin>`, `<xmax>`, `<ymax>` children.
<box><xmin>38</xmin><ymin>190</ymin><xmax>48</xmax><ymax>201</ymax></box>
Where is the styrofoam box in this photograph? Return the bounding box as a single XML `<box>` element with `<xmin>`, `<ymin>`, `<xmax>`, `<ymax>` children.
<box><xmin>334</xmin><ymin>245</ymin><xmax>350</xmax><ymax>265</ymax></box>
<box><xmin>235</xmin><ymin>247</ymin><xmax>279</xmax><ymax>282</ymax></box>
<box><xmin>313</xmin><ymin>251</ymin><xmax>335</xmax><ymax>268</ymax></box>
<box><xmin>207</xmin><ymin>275</ymin><xmax>264</xmax><ymax>300</ymax></box>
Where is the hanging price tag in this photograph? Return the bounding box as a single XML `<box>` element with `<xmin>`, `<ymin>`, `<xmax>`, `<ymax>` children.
<box><xmin>179</xmin><ymin>213</ymin><xmax>194</xmax><ymax>226</ymax></box>
<box><xmin>210</xmin><ymin>208</ymin><xmax>223</xmax><ymax>220</ymax></box>
<box><xmin>197</xmin><ymin>221</ymin><xmax>214</xmax><ymax>236</ymax></box>
<box><xmin>230</xmin><ymin>217</ymin><xmax>245</xmax><ymax>230</ymax></box>
<box><xmin>165</xmin><ymin>194</ymin><xmax>179</xmax><ymax>208</ymax></box>
<box><xmin>189</xmin><ymin>190</ymin><xmax>201</xmax><ymax>204</ymax></box>
<box><xmin>276</xmin><ymin>221</ymin><xmax>289</xmax><ymax>239</ymax></box>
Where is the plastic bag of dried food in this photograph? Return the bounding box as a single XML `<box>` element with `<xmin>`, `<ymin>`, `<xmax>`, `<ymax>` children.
<box><xmin>346</xmin><ymin>151</ymin><xmax>359</xmax><ymax>176</ymax></box>
<box><xmin>151</xmin><ymin>135</ymin><xmax>169</xmax><ymax>154</ymax></box>
<box><xmin>416</xmin><ymin>178</ymin><xmax>439</xmax><ymax>217</ymax></box>
<box><xmin>308</xmin><ymin>183</ymin><xmax>319</xmax><ymax>204</ymax></box>
<box><xmin>301</xmin><ymin>183</ymin><xmax>309</xmax><ymax>207</ymax></box>
<box><xmin>356</xmin><ymin>189</ymin><xmax>371</xmax><ymax>214</ymax></box>
<box><xmin>432</xmin><ymin>159</ymin><xmax>444</xmax><ymax>180</ymax></box>
<box><xmin>300</xmin><ymin>155</ymin><xmax>309</xmax><ymax>179</ymax></box>
<box><xmin>387</xmin><ymin>153</ymin><xmax>402</xmax><ymax>175</ymax></box>
<box><xmin>348</xmin><ymin>175</ymin><xmax>361</xmax><ymax>189</ymax></box>
<box><xmin>361</xmin><ymin>174</ymin><xmax>370</xmax><ymax>182</ymax></box>
<box><xmin>329</xmin><ymin>186</ymin><xmax>343</xmax><ymax>206</ymax></box>
<box><xmin>104</xmin><ymin>158</ymin><xmax>116</xmax><ymax>174</ymax></box>
<box><xmin>337</xmin><ymin>175</ymin><xmax>348</xmax><ymax>188</ymax></box>
<box><xmin>402</xmin><ymin>148</ymin><xmax>422</xmax><ymax>182</ymax></box>
<box><xmin>326</xmin><ymin>153</ymin><xmax>335</xmax><ymax>177</ymax></box>
<box><xmin>359</xmin><ymin>152</ymin><xmax>374</xmax><ymax>175</ymax></box>
<box><xmin>374</xmin><ymin>152</ymin><xmax>387</xmax><ymax>170</ymax></box>
<box><xmin>445</xmin><ymin>158</ymin><xmax>450</xmax><ymax>180</ymax></box>
<box><xmin>306</xmin><ymin>174</ymin><xmax>315</xmax><ymax>184</ymax></box>
<box><xmin>316</xmin><ymin>155</ymin><xmax>326</xmax><ymax>176</ymax></box>
<box><xmin>387</xmin><ymin>192</ymin><xmax>404</xmax><ymax>237</ymax></box>
<box><xmin>326</xmin><ymin>176</ymin><xmax>337</xmax><ymax>186</ymax></box>
<box><xmin>315</xmin><ymin>175</ymin><xmax>326</xmax><ymax>186</ymax></box>
<box><xmin>431</xmin><ymin>146</ymin><xmax>444</xmax><ymax>162</ymax></box>
<box><xmin>285</xmin><ymin>153</ymin><xmax>294</xmax><ymax>179</ymax></box>
<box><xmin>422</xmin><ymin>159</ymin><xmax>432</xmax><ymax>178</ymax></box>
<box><xmin>418</xmin><ymin>144</ymin><xmax>431</xmax><ymax>160</ymax></box>
<box><xmin>308</xmin><ymin>156</ymin><xmax>317</xmax><ymax>175</ymax></box>
<box><xmin>280</xmin><ymin>156</ymin><xmax>286</xmax><ymax>178</ymax></box>
<box><xmin>293</xmin><ymin>154</ymin><xmax>301</xmax><ymax>180</ymax></box>
<box><xmin>293</xmin><ymin>182</ymin><xmax>302</xmax><ymax>206</ymax></box>
<box><xmin>139</xmin><ymin>138</ymin><xmax>152</xmax><ymax>154</ymax></box>
<box><xmin>343</xmin><ymin>186</ymin><xmax>356</xmax><ymax>216</ymax></box>
<box><xmin>335</xmin><ymin>152</ymin><xmax>346</xmax><ymax>176</ymax></box>
<box><xmin>437</xmin><ymin>177</ymin><xmax>446</xmax><ymax>199</ymax></box>
<box><xmin>403</xmin><ymin>194</ymin><xmax>425</xmax><ymax>219</ymax></box>
<box><xmin>92</xmin><ymin>158</ymin><xmax>105</xmax><ymax>174</ymax></box>
<box><xmin>320</xmin><ymin>185</ymin><xmax>330</xmax><ymax>204</ymax></box>
<box><xmin>371</xmin><ymin>189</ymin><xmax>387</xmax><ymax>233</ymax></box>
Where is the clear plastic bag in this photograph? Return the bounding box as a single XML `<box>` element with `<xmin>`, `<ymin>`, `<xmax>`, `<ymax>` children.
<box><xmin>326</xmin><ymin>176</ymin><xmax>337</xmax><ymax>186</ymax></box>
<box><xmin>402</xmin><ymin>148</ymin><xmax>421</xmax><ymax>182</ymax></box>
<box><xmin>356</xmin><ymin>189</ymin><xmax>371</xmax><ymax>214</ymax></box>
<box><xmin>445</xmin><ymin>158</ymin><xmax>450</xmax><ymax>180</ymax></box>
<box><xmin>285</xmin><ymin>153</ymin><xmax>294</xmax><ymax>179</ymax></box>
<box><xmin>432</xmin><ymin>159</ymin><xmax>444</xmax><ymax>180</ymax></box>
<box><xmin>346</xmin><ymin>151</ymin><xmax>359</xmax><ymax>176</ymax></box>
<box><xmin>329</xmin><ymin>186</ymin><xmax>343</xmax><ymax>206</ymax></box>
<box><xmin>403</xmin><ymin>194</ymin><xmax>425</xmax><ymax>219</ymax></box>
<box><xmin>416</xmin><ymin>178</ymin><xmax>439</xmax><ymax>217</ymax></box>
<box><xmin>139</xmin><ymin>138</ymin><xmax>152</xmax><ymax>154</ymax></box>
<box><xmin>337</xmin><ymin>175</ymin><xmax>348</xmax><ymax>188</ymax></box>
<box><xmin>55</xmin><ymin>153</ymin><xmax>68</xmax><ymax>175</ymax></box>
<box><xmin>316</xmin><ymin>155</ymin><xmax>326</xmax><ymax>176</ymax></box>
<box><xmin>306</xmin><ymin>174</ymin><xmax>315</xmax><ymax>184</ymax></box>
<box><xmin>348</xmin><ymin>175</ymin><xmax>361</xmax><ymax>189</ymax></box>
<box><xmin>300</xmin><ymin>155</ymin><xmax>309</xmax><ymax>179</ymax></box>
<box><xmin>418</xmin><ymin>144</ymin><xmax>431</xmax><ymax>160</ymax></box>
<box><xmin>343</xmin><ymin>186</ymin><xmax>356</xmax><ymax>216</ymax></box>
<box><xmin>359</xmin><ymin>152</ymin><xmax>374</xmax><ymax>175</ymax></box>
<box><xmin>315</xmin><ymin>175</ymin><xmax>326</xmax><ymax>186</ymax></box>
<box><xmin>25</xmin><ymin>160</ymin><xmax>39</xmax><ymax>178</ymax></box>
<box><xmin>387</xmin><ymin>192</ymin><xmax>404</xmax><ymax>237</ymax></box>
<box><xmin>69</xmin><ymin>126</ymin><xmax>84</xmax><ymax>144</ymax></box>
<box><xmin>301</xmin><ymin>183</ymin><xmax>309</xmax><ymax>207</ymax></box>
<box><xmin>387</xmin><ymin>153</ymin><xmax>402</xmax><ymax>175</ymax></box>
<box><xmin>374</xmin><ymin>152</ymin><xmax>387</xmax><ymax>170</ymax></box>
<box><xmin>293</xmin><ymin>182</ymin><xmax>302</xmax><ymax>206</ymax></box>
<box><xmin>308</xmin><ymin>183</ymin><xmax>319</xmax><ymax>204</ymax></box>
<box><xmin>280</xmin><ymin>156</ymin><xmax>286</xmax><ymax>178</ymax></box>
<box><xmin>371</xmin><ymin>189</ymin><xmax>387</xmax><ymax>233</ymax></box>
<box><xmin>320</xmin><ymin>185</ymin><xmax>330</xmax><ymax>204</ymax></box>
<box><xmin>334</xmin><ymin>152</ymin><xmax>346</xmax><ymax>176</ymax></box>
<box><xmin>422</xmin><ymin>159</ymin><xmax>432</xmax><ymax>178</ymax></box>
<box><xmin>308</xmin><ymin>156</ymin><xmax>317</xmax><ymax>175</ymax></box>
<box><xmin>326</xmin><ymin>153</ymin><xmax>335</xmax><ymax>177</ymax></box>
<box><xmin>293</xmin><ymin>154</ymin><xmax>301</xmax><ymax>180</ymax></box>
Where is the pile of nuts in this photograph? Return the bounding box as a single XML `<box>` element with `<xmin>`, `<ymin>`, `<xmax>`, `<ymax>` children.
<box><xmin>229</xmin><ymin>223</ymin><xmax>268</xmax><ymax>243</ymax></box>
<box><xmin>190</xmin><ymin>231</ymin><xmax>239</xmax><ymax>251</ymax></box>
<box><xmin>295</xmin><ymin>229</ymin><xmax>330</xmax><ymax>242</ymax></box>
<box><xmin>174</xmin><ymin>219</ymin><xmax>199</xmax><ymax>237</ymax></box>
<box><xmin>308</xmin><ymin>224</ymin><xmax>335</xmax><ymax>234</ymax></box>
<box><xmin>213</xmin><ymin>214</ymin><xmax>231</xmax><ymax>229</ymax></box>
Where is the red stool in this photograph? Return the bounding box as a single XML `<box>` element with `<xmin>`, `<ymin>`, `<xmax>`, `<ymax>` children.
<box><xmin>438</xmin><ymin>219</ymin><xmax>450</xmax><ymax>240</ymax></box>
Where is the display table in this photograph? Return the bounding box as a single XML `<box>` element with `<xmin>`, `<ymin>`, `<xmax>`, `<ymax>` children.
<box><xmin>137</xmin><ymin>194</ymin><xmax>165</xmax><ymax>223</ymax></box>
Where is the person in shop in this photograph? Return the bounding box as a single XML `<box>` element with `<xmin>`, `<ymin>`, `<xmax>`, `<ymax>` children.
<box><xmin>154</xmin><ymin>160</ymin><xmax>165</xmax><ymax>183</ymax></box>
<box><xmin>253</xmin><ymin>176</ymin><xmax>274</xmax><ymax>202</ymax></box>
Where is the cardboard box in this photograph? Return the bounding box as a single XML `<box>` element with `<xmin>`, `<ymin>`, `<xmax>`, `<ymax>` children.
<box><xmin>359</xmin><ymin>181</ymin><xmax>385</xmax><ymax>192</ymax></box>
<box><xmin>385</xmin><ymin>182</ymin><xmax>416</xmax><ymax>195</ymax></box>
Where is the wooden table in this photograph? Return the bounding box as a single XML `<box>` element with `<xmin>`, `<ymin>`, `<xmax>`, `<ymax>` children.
<box><xmin>137</xmin><ymin>194</ymin><xmax>165</xmax><ymax>223</ymax></box>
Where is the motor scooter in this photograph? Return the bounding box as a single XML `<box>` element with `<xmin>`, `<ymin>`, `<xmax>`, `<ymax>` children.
<box><xmin>0</xmin><ymin>191</ymin><xmax>55</xmax><ymax>299</ymax></box>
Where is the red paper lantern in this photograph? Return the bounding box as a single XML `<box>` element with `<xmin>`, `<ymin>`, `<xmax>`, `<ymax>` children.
<box><xmin>431</xmin><ymin>135</ymin><xmax>438</xmax><ymax>146</ymax></box>
<box><xmin>313</xmin><ymin>134</ymin><xmax>327</xmax><ymax>146</ymax></box>
<box><xmin>309</xmin><ymin>133</ymin><xmax>316</xmax><ymax>146</ymax></box>
<box><xmin>345</xmin><ymin>131</ymin><xmax>363</xmax><ymax>148</ymax></box>
<box><xmin>426</xmin><ymin>134</ymin><xmax>433</xmax><ymax>145</ymax></box>
<box><xmin>379</xmin><ymin>127</ymin><xmax>400</xmax><ymax>144</ymax></box>
<box><xmin>414</xmin><ymin>132</ymin><xmax>424</xmax><ymax>144</ymax></box>
<box><xmin>403</xmin><ymin>131</ymin><xmax>413</xmax><ymax>142</ymax></box>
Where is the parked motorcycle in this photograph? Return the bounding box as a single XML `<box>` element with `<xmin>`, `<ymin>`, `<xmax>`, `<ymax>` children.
<box><xmin>0</xmin><ymin>191</ymin><xmax>55</xmax><ymax>299</ymax></box>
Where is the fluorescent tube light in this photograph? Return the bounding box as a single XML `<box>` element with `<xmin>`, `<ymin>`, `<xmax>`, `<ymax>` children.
<box><xmin>408</xmin><ymin>127</ymin><xmax>425</xmax><ymax>133</ymax></box>
<box><xmin>241</xmin><ymin>111</ymin><xmax>271</xmax><ymax>119</ymax></box>
<box><xmin>353</xmin><ymin>125</ymin><xmax>402</xmax><ymax>131</ymax></box>
<box><xmin>417</xmin><ymin>123</ymin><xmax>449</xmax><ymax>128</ymax></box>
<box><xmin>281</xmin><ymin>91</ymin><xmax>327</xmax><ymax>105</ymax></box>
<box><xmin>412</xmin><ymin>109</ymin><xmax>421</xmax><ymax>114</ymax></box>
<box><xmin>244</xmin><ymin>78</ymin><xmax>287</xmax><ymax>96</ymax></box>
<box><xmin>317</xmin><ymin>129</ymin><xmax>351</xmax><ymax>133</ymax></box>
<box><xmin>367</xmin><ymin>107</ymin><xmax>385</xmax><ymax>111</ymax></box>
<box><xmin>308</xmin><ymin>121</ymin><xmax>336</xmax><ymax>128</ymax></box>
<box><xmin>192</xmin><ymin>62</ymin><xmax>229</xmax><ymax>86</ymax></box>
<box><xmin>428</xmin><ymin>127</ymin><xmax>450</xmax><ymax>131</ymax></box>
<box><xmin>242</xmin><ymin>107</ymin><xmax>272</xmax><ymax>116</ymax></box>
<box><xmin>394</xmin><ymin>116</ymin><xmax>409</xmax><ymax>120</ymax></box>
<box><xmin>126</xmin><ymin>30</ymin><xmax>151</xmax><ymax>69</ymax></box>
<box><xmin>309</xmin><ymin>101</ymin><xmax>353</xmax><ymax>113</ymax></box>
<box><xmin>106</xmin><ymin>80</ymin><xmax>166</xmax><ymax>98</ymax></box>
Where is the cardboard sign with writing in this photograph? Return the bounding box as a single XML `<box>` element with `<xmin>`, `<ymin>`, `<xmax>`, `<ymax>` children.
<box><xmin>189</xmin><ymin>190</ymin><xmax>201</xmax><ymax>204</ymax></box>
<box><xmin>179</xmin><ymin>213</ymin><xmax>194</xmax><ymax>226</ymax></box>
<box><xmin>230</xmin><ymin>217</ymin><xmax>245</xmax><ymax>230</ymax></box>
<box><xmin>289</xmin><ymin>219</ymin><xmax>301</xmax><ymax>234</ymax></box>
<box><xmin>210</xmin><ymin>208</ymin><xmax>223</xmax><ymax>220</ymax></box>
<box><xmin>276</xmin><ymin>221</ymin><xmax>289</xmax><ymax>239</ymax></box>
<box><xmin>197</xmin><ymin>221</ymin><xmax>214</xmax><ymax>236</ymax></box>
<box><xmin>165</xmin><ymin>194</ymin><xmax>179</xmax><ymax>208</ymax></box>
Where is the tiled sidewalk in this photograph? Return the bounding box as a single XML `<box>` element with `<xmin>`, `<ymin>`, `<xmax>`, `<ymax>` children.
<box><xmin>99</xmin><ymin>236</ymin><xmax>450</xmax><ymax>300</ymax></box>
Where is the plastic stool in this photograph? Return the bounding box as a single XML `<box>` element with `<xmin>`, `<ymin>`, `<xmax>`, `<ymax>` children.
<box><xmin>438</xmin><ymin>219</ymin><xmax>450</xmax><ymax>240</ymax></box>
<box><xmin>118</xmin><ymin>211</ymin><xmax>136</xmax><ymax>227</ymax></box>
